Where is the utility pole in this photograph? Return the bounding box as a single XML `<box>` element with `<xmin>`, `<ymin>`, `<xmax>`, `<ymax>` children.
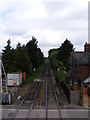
<box><xmin>0</xmin><ymin>53</ymin><xmax>2</xmax><ymax>120</ymax></box>
<box><xmin>0</xmin><ymin>54</ymin><xmax>2</xmax><ymax>93</ymax></box>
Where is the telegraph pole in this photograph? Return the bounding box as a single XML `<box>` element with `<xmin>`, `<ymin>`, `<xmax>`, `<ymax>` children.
<box><xmin>0</xmin><ymin>54</ymin><xmax>2</xmax><ymax>93</ymax></box>
<box><xmin>0</xmin><ymin>53</ymin><xmax>2</xmax><ymax>120</ymax></box>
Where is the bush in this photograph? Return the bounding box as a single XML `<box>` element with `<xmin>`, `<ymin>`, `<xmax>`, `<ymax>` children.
<box><xmin>56</xmin><ymin>70</ymin><xmax>67</xmax><ymax>82</ymax></box>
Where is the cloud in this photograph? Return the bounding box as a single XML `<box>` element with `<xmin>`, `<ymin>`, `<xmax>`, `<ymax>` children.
<box><xmin>0</xmin><ymin>0</ymin><xmax>88</xmax><ymax>57</ymax></box>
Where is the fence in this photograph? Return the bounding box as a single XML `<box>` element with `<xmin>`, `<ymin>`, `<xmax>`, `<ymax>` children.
<box><xmin>70</xmin><ymin>91</ymin><xmax>80</xmax><ymax>105</ymax></box>
<box><xmin>60</xmin><ymin>81</ymin><xmax>70</xmax><ymax>103</ymax></box>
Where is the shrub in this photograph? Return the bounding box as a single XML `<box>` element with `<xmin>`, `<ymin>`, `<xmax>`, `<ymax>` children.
<box><xmin>56</xmin><ymin>70</ymin><xmax>67</xmax><ymax>83</ymax></box>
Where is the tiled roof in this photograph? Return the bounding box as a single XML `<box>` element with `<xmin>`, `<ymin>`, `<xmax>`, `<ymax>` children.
<box><xmin>71</xmin><ymin>52</ymin><xmax>90</xmax><ymax>65</ymax></box>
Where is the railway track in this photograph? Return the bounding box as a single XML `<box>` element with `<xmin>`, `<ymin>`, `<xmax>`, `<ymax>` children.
<box><xmin>2</xmin><ymin>61</ymin><xmax>69</xmax><ymax>119</ymax></box>
<box><xmin>45</xmin><ymin>65</ymin><xmax>63</xmax><ymax>120</ymax></box>
<box><xmin>2</xmin><ymin>81</ymin><xmax>40</xmax><ymax>120</ymax></box>
<box><xmin>2</xmin><ymin>65</ymin><xmax>46</xmax><ymax>120</ymax></box>
<box><xmin>50</xmin><ymin>69</ymin><xmax>70</xmax><ymax>120</ymax></box>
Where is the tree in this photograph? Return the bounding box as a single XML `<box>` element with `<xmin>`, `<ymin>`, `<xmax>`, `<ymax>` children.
<box><xmin>16</xmin><ymin>42</ymin><xmax>22</xmax><ymax>50</ymax></box>
<box><xmin>58</xmin><ymin>39</ymin><xmax>74</xmax><ymax>70</ymax></box>
<box><xmin>2</xmin><ymin>40</ymin><xmax>32</xmax><ymax>73</ymax></box>
<box><xmin>48</xmin><ymin>39</ymin><xmax>73</xmax><ymax>83</ymax></box>
<box><xmin>37</xmin><ymin>48</ymin><xmax>44</xmax><ymax>64</ymax></box>
<box><xmin>14</xmin><ymin>49</ymin><xmax>32</xmax><ymax>73</ymax></box>
<box><xmin>2</xmin><ymin>37</ymin><xmax>44</xmax><ymax>74</ymax></box>
<box><xmin>2</xmin><ymin>39</ymin><xmax>15</xmax><ymax>72</ymax></box>
<box><xmin>26</xmin><ymin>36</ymin><xmax>44</xmax><ymax>68</ymax></box>
<box><xmin>48</xmin><ymin>49</ymin><xmax>54</xmax><ymax>56</ymax></box>
<box><xmin>48</xmin><ymin>49</ymin><xmax>59</xmax><ymax>70</ymax></box>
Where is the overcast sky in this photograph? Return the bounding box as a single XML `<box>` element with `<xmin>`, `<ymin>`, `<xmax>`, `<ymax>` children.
<box><xmin>0</xmin><ymin>0</ymin><xmax>89</xmax><ymax>57</ymax></box>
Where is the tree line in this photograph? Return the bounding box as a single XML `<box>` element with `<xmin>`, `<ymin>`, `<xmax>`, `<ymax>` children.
<box><xmin>2</xmin><ymin>36</ymin><xmax>44</xmax><ymax>75</ymax></box>
<box><xmin>48</xmin><ymin>39</ymin><xmax>74</xmax><ymax>82</ymax></box>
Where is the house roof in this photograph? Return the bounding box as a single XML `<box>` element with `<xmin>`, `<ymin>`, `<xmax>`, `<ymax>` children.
<box><xmin>71</xmin><ymin>52</ymin><xmax>90</xmax><ymax>65</ymax></box>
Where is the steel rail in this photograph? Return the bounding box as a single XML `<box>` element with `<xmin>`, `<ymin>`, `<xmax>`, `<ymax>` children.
<box><xmin>2</xmin><ymin>64</ymin><xmax>46</xmax><ymax>120</ymax></box>
<box><xmin>25</xmin><ymin>68</ymin><xmax>47</xmax><ymax>120</ymax></box>
<box><xmin>35</xmin><ymin>71</ymin><xmax>47</xmax><ymax>120</ymax></box>
<box><xmin>13</xmin><ymin>68</ymin><xmax>46</xmax><ymax>120</ymax></box>
<box><xmin>12</xmin><ymin>82</ymin><xmax>35</xmax><ymax>120</ymax></box>
<box><xmin>45</xmin><ymin>63</ymin><xmax>48</xmax><ymax>120</ymax></box>
<box><xmin>58</xmin><ymin>85</ymin><xmax>71</xmax><ymax>120</ymax></box>
<box><xmin>33</xmin><ymin>69</ymin><xmax>48</xmax><ymax>120</ymax></box>
<box><xmin>2</xmin><ymin>83</ymin><xmax>35</xmax><ymax>120</ymax></box>
<box><xmin>51</xmin><ymin>68</ymin><xmax>70</xmax><ymax>120</ymax></box>
<box><xmin>26</xmin><ymin>82</ymin><xmax>41</xmax><ymax>120</ymax></box>
<box><xmin>46</xmin><ymin>74</ymin><xmax>48</xmax><ymax>120</ymax></box>
<box><xmin>51</xmin><ymin>73</ymin><xmax>63</xmax><ymax>120</ymax></box>
<box><xmin>35</xmin><ymin>100</ymin><xmax>41</xmax><ymax>120</ymax></box>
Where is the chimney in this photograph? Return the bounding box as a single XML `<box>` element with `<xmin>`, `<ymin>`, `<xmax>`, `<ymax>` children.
<box><xmin>84</xmin><ymin>43</ymin><xmax>90</xmax><ymax>52</ymax></box>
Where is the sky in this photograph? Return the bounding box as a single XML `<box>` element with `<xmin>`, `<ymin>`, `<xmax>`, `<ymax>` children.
<box><xmin>0</xmin><ymin>0</ymin><xmax>89</xmax><ymax>57</ymax></box>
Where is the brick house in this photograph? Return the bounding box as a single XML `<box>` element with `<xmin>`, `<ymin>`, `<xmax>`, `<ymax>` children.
<box><xmin>68</xmin><ymin>43</ymin><xmax>90</xmax><ymax>87</ymax></box>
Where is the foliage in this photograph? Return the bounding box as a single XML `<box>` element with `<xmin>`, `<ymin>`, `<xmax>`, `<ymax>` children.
<box><xmin>58</xmin><ymin>39</ymin><xmax>74</xmax><ymax>70</ymax></box>
<box><xmin>2</xmin><ymin>40</ymin><xmax>15</xmax><ymax>72</ymax></box>
<box><xmin>48</xmin><ymin>49</ymin><xmax>55</xmax><ymax>56</ymax></box>
<box><xmin>22</xmin><ymin>64</ymin><xmax>43</xmax><ymax>84</ymax></box>
<box><xmin>48</xmin><ymin>39</ymin><xmax>74</xmax><ymax>71</ymax></box>
<box><xmin>48</xmin><ymin>39</ymin><xmax>74</xmax><ymax>83</ymax></box>
<box><xmin>26</xmin><ymin>36</ymin><xmax>44</xmax><ymax>68</ymax></box>
<box><xmin>48</xmin><ymin>48</ymin><xmax>66</xmax><ymax>70</ymax></box>
<box><xmin>2</xmin><ymin>37</ymin><xmax>44</xmax><ymax>75</ymax></box>
<box><xmin>56</xmin><ymin>70</ymin><xmax>67</xmax><ymax>82</ymax></box>
<box><xmin>48</xmin><ymin>49</ymin><xmax>59</xmax><ymax>70</ymax></box>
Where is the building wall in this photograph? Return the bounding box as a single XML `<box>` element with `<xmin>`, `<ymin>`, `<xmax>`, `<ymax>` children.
<box><xmin>79</xmin><ymin>65</ymin><xmax>90</xmax><ymax>80</ymax></box>
<box><xmin>69</xmin><ymin>43</ymin><xmax>90</xmax><ymax>86</ymax></box>
<box><xmin>72</xmin><ymin>64</ymin><xmax>90</xmax><ymax>83</ymax></box>
<box><xmin>84</xmin><ymin>43</ymin><xmax>90</xmax><ymax>52</ymax></box>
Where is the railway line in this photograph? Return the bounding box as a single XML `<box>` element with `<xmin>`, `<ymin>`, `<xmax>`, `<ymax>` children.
<box><xmin>2</xmin><ymin>61</ymin><xmax>69</xmax><ymax>119</ymax></box>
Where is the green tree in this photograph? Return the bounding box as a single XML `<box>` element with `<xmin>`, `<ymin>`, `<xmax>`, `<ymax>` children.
<box><xmin>2</xmin><ymin>40</ymin><xmax>32</xmax><ymax>73</ymax></box>
<box><xmin>58</xmin><ymin>39</ymin><xmax>74</xmax><ymax>70</ymax></box>
<box><xmin>2</xmin><ymin>37</ymin><xmax>44</xmax><ymax>74</ymax></box>
<box><xmin>2</xmin><ymin>39</ymin><xmax>15</xmax><ymax>72</ymax></box>
<box><xmin>48</xmin><ymin>49</ymin><xmax>59</xmax><ymax>70</ymax></box>
<box><xmin>14</xmin><ymin>42</ymin><xmax>32</xmax><ymax>73</ymax></box>
<box><xmin>26</xmin><ymin>36</ymin><xmax>44</xmax><ymax>68</ymax></box>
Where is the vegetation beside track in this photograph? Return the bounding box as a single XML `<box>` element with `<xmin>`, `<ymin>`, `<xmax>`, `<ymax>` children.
<box><xmin>22</xmin><ymin>64</ymin><xmax>44</xmax><ymax>84</ymax></box>
<box><xmin>48</xmin><ymin>39</ymin><xmax>74</xmax><ymax>83</ymax></box>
